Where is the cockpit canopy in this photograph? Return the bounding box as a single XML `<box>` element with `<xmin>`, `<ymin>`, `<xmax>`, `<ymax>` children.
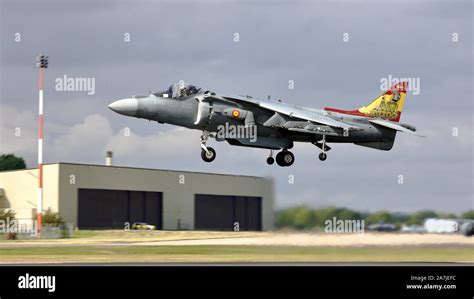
<box><xmin>153</xmin><ymin>83</ymin><xmax>201</xmax><ymax>99</ymax></box>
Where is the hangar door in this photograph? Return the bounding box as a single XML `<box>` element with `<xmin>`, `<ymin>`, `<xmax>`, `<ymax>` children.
<box><xmin>78</xmin><ymin>189</ymin><xmax>162</xmax><ymax>229</ymax></box>
<box><xmin>194</xmin><ymin>194</ymin><xmax>262</xmax><ymax>231</ymax></box>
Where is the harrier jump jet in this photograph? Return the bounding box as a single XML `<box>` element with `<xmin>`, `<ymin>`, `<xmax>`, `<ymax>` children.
<box><xmin>108</xmin><ymin>81</ymin><xmax>422</xmax><ymax>167</ymax></box>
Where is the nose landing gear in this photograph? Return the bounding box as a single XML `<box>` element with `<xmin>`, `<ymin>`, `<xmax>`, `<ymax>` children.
<box><xmin>201</xmin><ymin>147</ymin><xmax>216</xmax><ymax>162</ymax></box>
<box><xmin>200</xmin><ymin>131</ymin><xmax>216</xmax><ymax>162</ymax></box>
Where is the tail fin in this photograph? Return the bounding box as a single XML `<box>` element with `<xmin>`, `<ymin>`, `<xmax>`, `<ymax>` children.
<box><xmin>324</xmin><ymin>82</ymin><xmax>408</xmax><ymax>122</ymax></box>
<box><xmin>357</xmin><ymin>82</ymin><xmax>408</xmax><ymax>122</ymax></box>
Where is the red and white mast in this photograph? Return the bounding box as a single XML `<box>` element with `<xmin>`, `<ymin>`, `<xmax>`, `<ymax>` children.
<box><xmin>36</xmin><ymin>54</ymin><xmax>48</xmax><ymax>239</ymax></box>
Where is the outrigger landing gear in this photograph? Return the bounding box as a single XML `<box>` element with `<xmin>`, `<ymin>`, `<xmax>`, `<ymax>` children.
<box><xmin>200</xmin><ymin>131</ymin><xmax>216</xmax><ymax>162</ymax></box>
<box><xmin>318</xmin><ymin>135</ymin><xmax>328</xmax><ymax>161</ymax></box>
<box><xmin>266</xmin><ymin>150</ymin><xmax>275</xmax><ymax>165</ymax></box>
<box><xmin>319</xmin><ymin>152</ymin><xmax>327</xmax><ymax>161</ymax></box>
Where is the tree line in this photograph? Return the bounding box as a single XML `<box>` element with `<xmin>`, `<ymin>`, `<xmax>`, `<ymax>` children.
<box><xmin>275</xmin><ymin>206</ymin><xmax>474</xmax><ymax>230</ymax></box>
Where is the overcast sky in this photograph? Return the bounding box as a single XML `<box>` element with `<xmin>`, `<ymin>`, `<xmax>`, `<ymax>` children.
<box><xmin>1</xmin><ymin>0</ymin><xmax>472</xmax><ymax>213</ymax></box>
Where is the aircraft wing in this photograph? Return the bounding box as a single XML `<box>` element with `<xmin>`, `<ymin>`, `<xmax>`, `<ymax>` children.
<box><xmin>258</xmin><ymin>100</ymin><xmax>357</xmax><ymax>130</ymax></box>
<box><xmin>211</xmin><ymin>95</ymin><xmax>358</xmax><ymax>130</ymax></box>
<box><xmin>369</xmin><ymin>119</ymin><xmax>425</xmax><ymax>137</ymax></box>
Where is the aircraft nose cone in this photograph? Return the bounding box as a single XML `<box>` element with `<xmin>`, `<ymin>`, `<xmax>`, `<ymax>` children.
<box><xmin>108</xmin><ymin>98</ymin><xmax>138</xmax><ymax>117</ymax></box>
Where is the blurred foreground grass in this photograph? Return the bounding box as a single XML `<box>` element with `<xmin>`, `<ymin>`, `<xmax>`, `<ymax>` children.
<box><xmin>0</xmin><ymin>245</ymin><xmax>471</xmax><ymax>263</ymax></box>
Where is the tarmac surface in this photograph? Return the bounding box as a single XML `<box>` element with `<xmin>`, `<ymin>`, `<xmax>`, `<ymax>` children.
<box><xmin>0</xmin><ymin>232</ymin><xmax>472</xmax><ymax>248</ymax></box>
<box><xmin>0</xmin><ymin>232</ymin><xmax>472</xmax><ymax>264</ymax></box>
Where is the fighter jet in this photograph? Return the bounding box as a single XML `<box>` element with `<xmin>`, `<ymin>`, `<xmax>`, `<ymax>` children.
<box><xmin>108</xmin><ymin>81</ymin><xmax>422</xmax><ymax>167</ymax></box>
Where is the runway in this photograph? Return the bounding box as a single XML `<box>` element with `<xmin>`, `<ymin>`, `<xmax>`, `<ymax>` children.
<box><xmin>0</xmin><ymin>232</ymin><xmax>472</xmax><ymax>264</ymax></box>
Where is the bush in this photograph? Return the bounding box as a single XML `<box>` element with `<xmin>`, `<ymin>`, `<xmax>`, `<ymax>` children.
<box><xmin>5</xmin><ymin>232</ymin><xmax>17</xmax><ymax>240</ymax></box>
<box><xmin>461</xmin><ymin>210</ymin><xmax>474</xmax><ymax>220</ymax></box>
<box><xmin>0</xmin><ymin>210</ymin><xmax>15</xmax><ymax>221</ymax></box>
<box><xmin>314</xmin><ymin>207</ymin><xmax>364</xmax><ymax>227</ymax></box>
<box><xmin>0</xmin><ymin>154</ymin><xmax>26</xmax><ymax>171</ymax></box>
<box><xmin>275</xmin><ymin>206</ymin><xmax>317</xmax><ymax>230</ymax></box>
<box><xmin>437</xmin><ymin>212</ymin><xmax>458</xmax><ymax>219</ymax></box>
<box><xmin>276</xmin><ymin>206</ymin><xmax>365</xmax><ymax>230</ymax></box>
<box><xmin>364</xmin><ymin>210</ymin><xmax>393</xmax><ymax>224</ymax></box>
<box><xmin>42</xmin><ymin>208</ymin><xmax>65</xmax><ymax>227</ymax></box>
<box><xmin>390</xmin><ymin>212</ymin><xmax>410</xmax><ymax>224</ymax></box>
<box><xmin>406</xmin><ymin>210</ymin><xmax>438</xmax><ymax>225</ymax></box>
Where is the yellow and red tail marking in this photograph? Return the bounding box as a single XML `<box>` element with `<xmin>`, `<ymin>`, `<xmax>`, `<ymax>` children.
<box><xmin>324</xmin><ymin>82</ymin><xmax>408</xmax><ymax>122</ymax></box>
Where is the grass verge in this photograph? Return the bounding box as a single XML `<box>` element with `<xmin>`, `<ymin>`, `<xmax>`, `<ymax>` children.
<box><xmin>0</xmin><ymin>245</ymin><xmax>472</xmax><ymax>263</ymax></box>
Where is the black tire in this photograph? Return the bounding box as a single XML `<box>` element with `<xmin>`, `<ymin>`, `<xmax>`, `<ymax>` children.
<box><xmin>266</xmin><ymin>157</ymin><xmax>275</xmax><ymax>165</ymax></box>
<box><xmin>276</xmin><ymin>151</ymin><xmax>294</xmax><ymax>167</ymax></box>
<box><xmin>319</xmin><ymin>152</ymin><xmax>327</xmax><ymax>161</ymax></box>
<box><xmin>201</xmin><ymin>147</ymin><xmax>216</xmax><ymax>162</ymax></box>
<box><xmin>276</xmin><ymin>152</ymin><xmax>284</xmax><ymax>166</ymax></box>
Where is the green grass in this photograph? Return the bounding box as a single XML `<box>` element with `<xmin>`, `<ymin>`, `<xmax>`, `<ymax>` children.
<box><xmin>0</xmin><ymin>245</ymin><xmax>472</xmax><ymax>263</ymax></box>
<box><xmin>71</xmin><ymin>230</ymin><xmax>100</xmax><ymax>238</ymax></box>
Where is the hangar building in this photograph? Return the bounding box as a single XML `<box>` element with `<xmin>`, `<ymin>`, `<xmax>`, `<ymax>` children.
<box><xmin>0</xmin><ymin>163</ymin><xmax>274</xmax><ymax>231</ymax></box>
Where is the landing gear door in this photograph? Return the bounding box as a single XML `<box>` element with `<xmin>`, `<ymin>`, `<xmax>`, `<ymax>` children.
<box><xmin>195</xmin><ymin>101</ymin><xmax>211</xmax><ymax>127</ymax></box>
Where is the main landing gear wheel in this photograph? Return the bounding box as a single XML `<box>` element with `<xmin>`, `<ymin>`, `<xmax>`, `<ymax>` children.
<box><xmin>266</xmin><ymin>157</ymin><xmax>275</xmax><ymax>165</ymax></box>
<box><xmin>276</xmin><ymin>151</ymin><xmax>294</xmax><ymax>167</ymax></box>
<box><xmin>201</xmin><ymin>147</ymin><xmax>216</xmax><ymax>162</ymax></box>
<box><xmin>319</xmin><ymin>152</ymin><xmax>327</xmax><ymax>161</ymax></box>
